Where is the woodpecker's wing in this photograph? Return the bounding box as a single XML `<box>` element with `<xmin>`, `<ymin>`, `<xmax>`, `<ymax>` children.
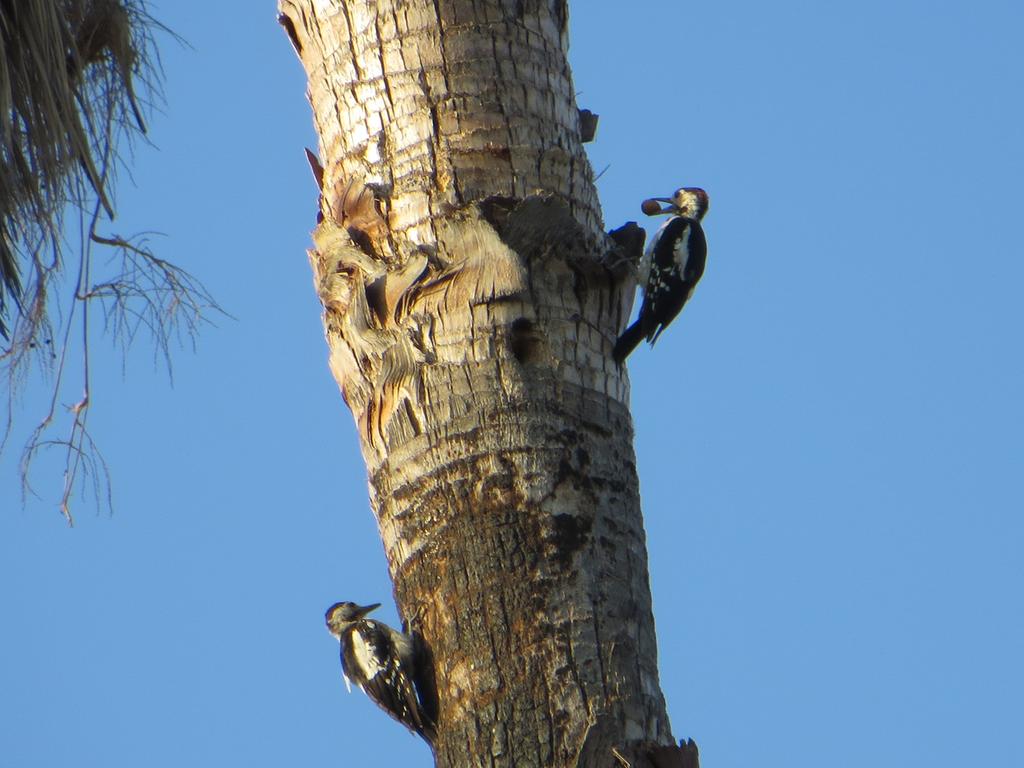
<box><xmin>348</xmin><ymin>622</ymin><xmax>431</xmax><ymax>738</ymax></box>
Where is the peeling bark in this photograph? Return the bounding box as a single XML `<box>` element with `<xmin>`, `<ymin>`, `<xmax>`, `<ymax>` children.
<box><xmin>279</xmin><ymin>1</ymin><xmax>679</xmax><ymax>765</ymax></box>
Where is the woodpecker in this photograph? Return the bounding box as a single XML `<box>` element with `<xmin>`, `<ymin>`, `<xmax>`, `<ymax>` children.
<box><xmin>613</xmin><ymin>187</ymin><xmax>709</xmax><ymax>364</ymax></box>
<box><xmin>325</xmin><ymin>601</ymin><xmax>436</xmax><ymax>744</ymax></box>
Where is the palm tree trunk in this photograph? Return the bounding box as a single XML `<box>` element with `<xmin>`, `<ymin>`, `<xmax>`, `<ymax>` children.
<box><xmin>277</xmin><ymin>2</ymin><xmax>684</xmax><ymax>765</ymax></box>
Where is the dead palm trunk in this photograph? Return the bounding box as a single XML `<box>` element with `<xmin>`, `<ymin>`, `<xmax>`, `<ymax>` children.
<box><xmin>278</xmin><ymin>2</ymin><xmax>690</xmax><ymax>765</ymax></box>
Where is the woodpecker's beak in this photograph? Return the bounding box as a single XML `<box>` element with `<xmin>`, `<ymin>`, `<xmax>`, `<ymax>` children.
<box><xmin>354</xmin><ymin>602</ymin><xmax>382</xmax><ymax>618</ymax></box>
<box><xmin>649</xmin><ymin>197</ymin><xmax>678</xmax><ymax>214</ymax></box>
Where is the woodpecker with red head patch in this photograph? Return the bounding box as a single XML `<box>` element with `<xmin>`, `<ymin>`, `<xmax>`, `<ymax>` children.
<box><xmin>325</xmin><ymin>601</ymin><xmax>436</xmax><ymax>744</ymax></box>
<box><xmin>613</xmin><ymin>187</ymin><xmax>709</xmax><ymax>364</ymax></box>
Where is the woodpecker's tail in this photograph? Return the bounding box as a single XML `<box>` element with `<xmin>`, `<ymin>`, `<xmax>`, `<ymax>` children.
<box><xmin>419</xmin><ymin>718</ymin><xmax>437</xmax><ymax>745</ymax></box>
<box><xmin>412</xmin><ymin>629</ymin><xmax>439</xmax><ymax>745</ymax></box>
<box><xmin>613</xmin><ymin>320</ymin><xmax>646</xmax><ymax>365</ymax></box>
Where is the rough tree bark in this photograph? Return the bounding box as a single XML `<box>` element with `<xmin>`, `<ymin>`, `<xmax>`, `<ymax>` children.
<box><xmin>277</xmin><ymin>2</ymin><xmax>693</xmax><ymax>766</ymax></box>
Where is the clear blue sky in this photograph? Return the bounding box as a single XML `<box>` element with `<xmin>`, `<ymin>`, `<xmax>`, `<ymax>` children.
<box><xmin>2</xmin><ymin>1</ymin><xmax>1022</xmax><ymax>766</ymax></box>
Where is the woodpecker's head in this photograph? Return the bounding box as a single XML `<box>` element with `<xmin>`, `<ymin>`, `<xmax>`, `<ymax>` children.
<box><xmin>641</xmin><ymin>187</ymin><xmax>709</xmax><ymax>221</ymax></box>
<box><xmin>325</xmin><ymin>601</ymin><xmax>381</xmax><ymax>637</ymax></box>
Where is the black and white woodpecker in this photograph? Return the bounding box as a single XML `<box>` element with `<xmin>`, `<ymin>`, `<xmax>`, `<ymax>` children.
<box><xmin>325</xmin><ymin>601</ymin><xmax>436</xmax><ymax>744</ymax></box>
<box><xmin>613</xmin><ymin>187</ymin><xmax>710</xmax><ymax>364</ymax></box>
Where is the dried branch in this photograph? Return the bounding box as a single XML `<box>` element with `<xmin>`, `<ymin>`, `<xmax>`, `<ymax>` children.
<box><xmin>0</xmin><ymin>1</ymin><xmax>220</xmax><ymax>521</ymax></box>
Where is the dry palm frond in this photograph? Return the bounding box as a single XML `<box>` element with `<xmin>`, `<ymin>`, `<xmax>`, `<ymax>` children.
<box><xmin>0</xmin><ymin>1</ymin><xmax>221</xmax><ymax>522</ymax></box>
<box><xmin>0</xmin><ymin>0</ymin><xmax>162</xmax><ymax>338</ymax></box>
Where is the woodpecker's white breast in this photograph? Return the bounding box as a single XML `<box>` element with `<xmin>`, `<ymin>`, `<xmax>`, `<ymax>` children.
<box><xmin>389</xmin><ymin>629</ymin><xmax>415</xmax><ymax>665</ymax></box>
